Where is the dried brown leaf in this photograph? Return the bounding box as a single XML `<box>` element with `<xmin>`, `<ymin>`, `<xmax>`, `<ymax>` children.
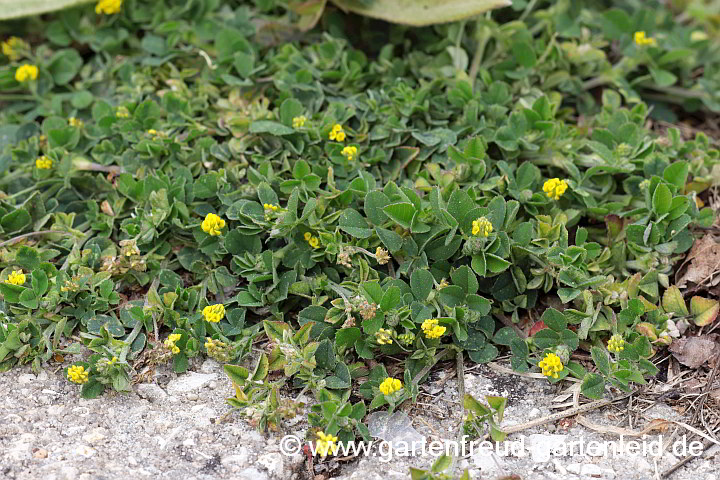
<box><xmin>668</xmin><ymin>335</ymin><xmax>720</xmax><ymax>369</ymax></box>
<box><xmin>676</xmin><ymin>235</ymin><xmax>720</xmax><ymax>288</ymax></box>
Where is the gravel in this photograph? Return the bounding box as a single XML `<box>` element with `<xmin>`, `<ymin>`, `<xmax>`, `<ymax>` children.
<box><xmin>1</xmin><ymin>359</ymin><xmax>717</xmax><ymax>480</ymax></box>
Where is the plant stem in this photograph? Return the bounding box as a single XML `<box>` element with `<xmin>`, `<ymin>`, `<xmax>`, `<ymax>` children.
<box><xmin>0</xmin><ymin>230</ymin><xmax>73</xmax><ymax>248</ymax></box>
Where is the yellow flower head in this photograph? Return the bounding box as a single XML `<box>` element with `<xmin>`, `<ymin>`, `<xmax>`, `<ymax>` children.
<box><xmin>379</xmin><ymin>377</ymin><xmax>403</xmax><ymax>395</ymax></box>
<box><xmin>116</xmin><ymin>106</ymin><xmax>130</xmax><ymax>118</ymax></box>
<box><xmin>308</xmin><ymin>236</ymin><xmax>320</xmax><ymax>248</ymax></box>
<box><xmin>147</xmin><ymin>129</ymin><xmax>157</xmax><ymax>135</ymax></box>
<box><xmin>263</xmin><ymin>203</ymin><xmax>279</xmax><ymax>211</ymax></box>
<box><xmin>2</xmin><ymin>37</ymin><xmax>25</xmax><ymax>61</ymax></box>
<box><xmin>164</xmin><ymin>333</ymin><xmax>182</xmax><ymax>354</ymax></box>
<box><xmin>329</xmin><ymin>124</ymin><xmax>346</xmax><ymax>142</ymax></box>
<box><xmin>35</xmin><ymin>156</ymin><xmax>53</xmax><ymax>169</ymax></box>
<box><xmin>6</xmin><ymin>270</ymin><xmax>26</xmax><ymax>285</ymax></box>
<box><xmin>375</xmin><ymin>328</ymin><xmax>393</xmax><ymax>345</ymax></box>
<box><xmin>421</xmin><ymin>318</ymin><xmax>446</xmax><ymax>339</ymax></box>
<box><xmin>201</xmin><ymin>213</ymin><xmax>226</xmax><ymax>236</ymax></box>
<box><xmin>538</xmin><ymin>352</ymin><xmax>564</xmax><ymax>379</ymax></box>
<box><xmin>543</xmin><ymin>178</ymin><xmax>569</xmax><ymax>201</ymax></box>
<box><xmin>634</xmin><ymin>31</ymin><xmax>657</xmax><ymax>46</ymax></box>
<box><xmin>472</xmin><ymin>217</ymin><xmax>493</xmax><ymax>237</ymax></box>
<box><xmin>607</xmin><ymin>334</ymin><xmax>625</xmax><ymax>353</ymax></box>
<box><xmin>67</xmin><ymin>365</ymin><xmax>89</xmax><ymax>384</ymax></box>
<box><xmin>341</xmin><ymin>146</ymin><xmax>358</xmax><ymax>161</ymax></box>
<box><xmin>96</xmin><ymin>0</ymin><xmax>123</xmax><ymax>14</ymax></box>
<box><xmin>315</xmin><ymin>431</ymin><xmax>339</xmax><ymax>457</ymax></box>
<box><xmin>203</xmin><ymin>304</ymin><xmax>225</xmax><ymax>323</ymax></box>
<box><xmin>69</xmin><ymin>117</ymin><xmax>84</xmax><ymax>128</ymax></box>
<box><xmin>292</xmin><ymin>116</ymin><xmax>307</xmax><ymax>128</ymax></box>
<box><xmin>303</xmin><ymin>232</ymin><xmax>312</xmax><ymax>241</ymax></box>
<box><xmin>15</xmin><ymin>64</ymin><xmax>38</xmax><ymax>83</ymax></box>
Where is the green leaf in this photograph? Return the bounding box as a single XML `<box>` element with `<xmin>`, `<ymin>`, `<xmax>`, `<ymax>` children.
<box><xmin>375</xmin><ymin>227</ymin><xmax>404</xmax><ymax>252</ymax></box>
<box><xmin>224</xmin><ymin>364</ymin><xmax>250</xmax><ymax>385</ymax></box>
<box><xmin>364</xmin><ymin>191</ymin><xmax>390</xmax><ymax>225</ymax></box>
<box><xmin>485</xmin><ymin>254</ymin><xmax>510</xmax><ymax>273</ymax></box>
<box><xmin>663</xmin><ymin>162</ymin><xmax>689</xmax><ymax>189</ymax></box>
<box><xmin>315</xmin><ymin>339</ymin><xmax>336</xmax><ymax>370</ymax></box>
<box><xmin>47</xmin><ymin>49</ymin><xmax>83</xmax><ymax>85</ymax></box>
<box><xmin>339</xmin><ymin>209</ymin><xmax>372</xmax><ymax>239</ymax></box>
<box><xmin>410</xmin><ymin>269</ymin><xmax>434</xmax><ymax>301</ymax></box>
<box><xmin>649</xmin><ymin>68</ymin><xmax>677</xmax><ymax>87</ymax></box>
<box><xmin>18</xmin><ymin>289</ymin><xmax>38</xmax><ymax>309</ymax></box>
<box><xmin>361</xmin><ymin>281</ymin><xmax>384</xmax><ymax>305</ymax></box>
<box><xmin>652</xmin><ymin>184</ymin><xmax>672</xmax><ymax>216</ymax></box>
<box><xmin>581</xmin><ymin>373</ymin><xmax>606</xmax><ymax>399</ymax></box>
<box><xmin>263</xmin><ymin>321</ymin><xmax>291</xmax><ymax>342</ymax></box>
<box><xmin>451</xmin><ymin>265</ymin><xmax>478</xmax><ymax>295</ymax></box>
<box><xmin>325</xmin><ymin>362</ymin><xmax>351</xmax><ymax>389</ymax></box>
<box><xmin>330</xmin><ymin>0</ymin><xmax>511</xmax><ymax>26</ymax></box>
<box><xmin>31</xmin><ymin>269</ymin><xmax>48</xmax><ymax>296</ymax></box>
<box><xmin>662</xmin><ymin>286</ymin><xmax>688</xmax><ymax>316</ymax></box>
<box><xmin>298</xmin><ymin>305</ymin><xmax>327</xmax><ymax>325</ymax></box>
<box><xmin>336</xmin><ymin>328</ymin><xmax>361</xmax><ymax>349</ymax></box>
<box><xmin>1</xmin><ymin>208</ymin><xmax>31</xmax><ymax>232</ymax></box>
<box><xmin>0</xmin><ymin>0</ymin><xmax>94</xmax><ymax>19</ymax></box>
<box><xmin>80</xmin><ymin>380</ymin><xmax>105</xmax><ymax>399</ymax></box>
<box><xmin>591</xmin><ymin>347</ymin><xmax>611</xmax><ymax>376</ymax></box>
<box><xmin>383</xmin><ymin>202</ymin><xmax>415</xmax><ymax>229</ymax></box>
<box><xmin>512</xmin><ymin>42</ymin><xmax>536</xmax><ymax>68</ymax></box>
<box><xmin>249</xmin><ymin>121</ymin><xmax>295</xmax><ymax>136</ymax></box>
<box><xmin>380</xmin><ymin>286</ymin><xmax>402</xmax><ymax>312</ymax></box>
<box><xmin>541</xmin><ymin>308</ymin><xmax>567</xmax><ymax>332</ymax></box>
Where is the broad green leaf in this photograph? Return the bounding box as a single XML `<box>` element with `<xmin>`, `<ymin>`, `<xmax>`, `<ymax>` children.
<box><xmin>581</xmin><ymin>373</ymin><xmax>606</xmax><ymax>399</ymax></box>
<box><xmin>339</xmin><ymin>208</ymin><xmax>372</xmax><ymax>238</ymax></box>
<box><xmin>0</xmin><ymin>0</ymin><xmax>93</xmax><ymax>20</ymax></box>
<box><xmin>410</xmin><ymin>269</ymin><xmax>434</xmax><ymax>301</ymax></box>
<box><xmin>330</xmin><ymin>0</ymin><xmax>510</xmax><ymax>26</ymax></box>
<box><xmin>652</xmin><ymin>184</ymin><xmax>672</xmax><ymax>215</ymax></box>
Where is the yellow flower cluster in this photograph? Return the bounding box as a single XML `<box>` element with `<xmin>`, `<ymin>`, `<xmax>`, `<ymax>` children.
<box><xmin>341</xmin><ymin>146</ymin><xmax>358</xmax><ymax>161</ymax></box>
<box><xmin>35</xmin><ymin>156</ymin><xmax>53</xmax><ymax>169</ymax></box>
<box><xmin>538</xmin><ymin>352</ymin><xmax>564</xmax><ymax>379</ymax></box>
<box><xmin>15</xmin><ymin>64</ymin><xmax>38</xmax><ymax>83</ymax></box>
<box><xmin>472</xmin><ymin>217</ymin><xmax>493</xmax><ymax>237</ymax></box>
<box><xmin>2</xmin><ymin>37</ymin><xmax>25</xmax><ymax>61</ymax></box>
<box><xmin>634</xmin><ymin>31</ymin><xmax>657</xmax><ymax>46</ymax></box>
<box><xmin>263</xmin><ymin>203</ymin><xmax>279</xmax><ymax>211</ymax></box>
<box><xmin>315</xmin><ymin>431</ymin><xmax>339</xmax><ymax>457</ymax></box>
<box><xmin>96</xmin><ymin>0</ymin><xmax>123</xmax><ymax>14</ymax></box>
<box><xmin>201</xmin><ymin>213</ymin><xmax>226</xmax><ymax>236</ymax></box>
<box><xmin>6</xmin><ymin>270</ymin><xmax>26</xmax><ymax>285</ymax></box>
<box><xmin>69</xmin><ymin>117</ymin><xmax>84</xmax><ymax>128</ymax></box>
<box><xmin>375</xmin><ymin>328</ymin><xmax>393</xmax><ymax>345</ymax></box>
<box><xmin>607</xmin><ymin>334</ymin><xmax>625</xmax><ymax>353</ymax></box>
<box><xmin>203</xmin><ymin>303</ymin><xmax>225</xmax><ymax>323</ymax></box>
<box><xmin>116</xmin><ymin>106</ymin><xmax>130</xmax><ymax>118</ymax></box>
<box><xmin>304</xmin><ymin>232</ymin><xmax>320</xmax><ymax>249</ymax></box>
<box><xmin>164</xmin><ymin>333</ymin><xmax>182</xmax><ymax>354</ymax></box>
<box><xmin>292</xmin><ymin>116</ymin><xmax>307</xmax><ymax>128</ymax></box>
<box><xmin>543</xmin><ymin>178</ymin><xmax>568</xmax><ymax>200</ymax></box>
<box><xmin>379</xmin><ymin>377</ymin><xmax>403</xmax><ymax>395</ymax></box>
<box><xmin>329</xmin><ymin>124</ymin><xmax>346</xmax><ymax>142</ymax></box>
<box><xmin>67</xmin><ymin>365</ymin><xmax>89</xmax><ymax>384</ymax></box>
<box><xmin>421</xmin><ymin>318</ymin><xmax>446</xmax><ymax>339</ymax></box>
